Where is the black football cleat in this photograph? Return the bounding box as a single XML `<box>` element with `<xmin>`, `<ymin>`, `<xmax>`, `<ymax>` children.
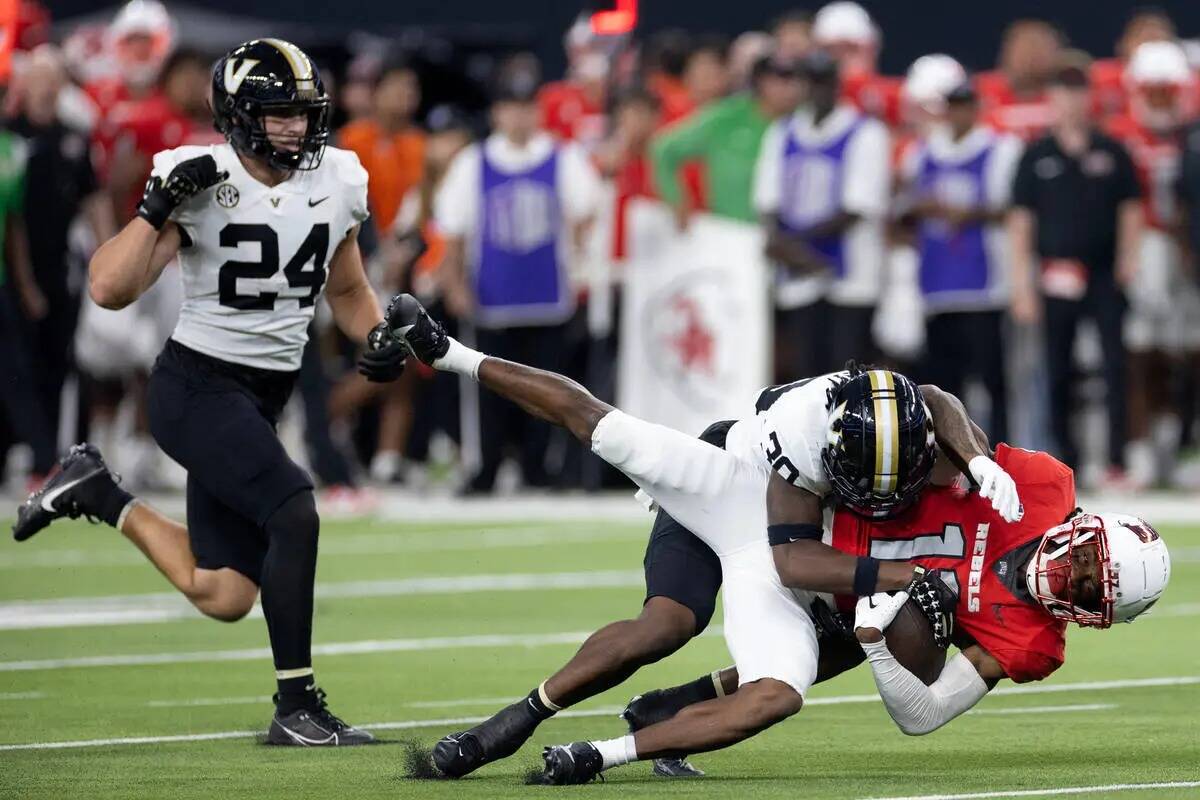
<box><xmin>432</xmin><ymin>698</ymin><xmax>542</xmax><ymax>777</ymax></box>
<box><xmin>539</xmin><ymin>741</ymin><xmax>605</xmax><ymax>785</ymax></box>
<box><xmin>266</xmin><ymin>689</ymin><xmax>375</xmax><ymax>747</ymax></box>
<box><xmin>385</xmin><ymin>294</ymin><xmax>449</xmax><ymax>366</ymax></box>
<box><xmin>622</xmin><ymin>693</ymin><xmax>704</xmax><ymax>778</ymax></box>
<box><xmin>12</xmin><ymin>443</ymin><xmax>118</xmax><ymax>542</ymax></box>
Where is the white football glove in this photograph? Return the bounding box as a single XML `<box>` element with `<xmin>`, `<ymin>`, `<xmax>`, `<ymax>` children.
<box><xmin>855</xmin><ymin>590</ymin><xmax>910</xmax><ymax>635</ymax></box>
<box><xmin>968</xmin><ymin>455</ymin><xmax>1023</xmax><ymax>523</ymax></box>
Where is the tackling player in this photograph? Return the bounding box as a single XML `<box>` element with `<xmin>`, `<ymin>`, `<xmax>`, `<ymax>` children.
<box><xmin>573</xmin><ymin>444</ymin><xmax>1170</xmax><ymax>784</ymax></box>
<box><xmin>384</xmin><ymin>295</ymin><xmax>1021</xmax><ymax>779</ymax></box>
<box><xmin>11</xmin><ymin>40</ymin><xmax>408</xmax><ymax>746</ymax></box>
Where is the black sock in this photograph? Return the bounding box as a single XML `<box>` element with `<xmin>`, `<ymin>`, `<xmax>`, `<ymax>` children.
<box><xmin>524</xmin><ymin>687</ymin><xmax>557</xmax><ymax>721</ymax></box>
<box><xmin>275</xmin><ymin>674</ymin><xmax>318</xmax><ymax>713</ymax></box>
<box><xmin>658</xmin><ymin>673</ymin><xmax>719</xmax><ymax>711</ymax></box>
<box><xmin>76</xmin><ymin>473</ymin><xmax>134</xmax><ymax>528</ymax></box>
<box><xmin>260</xmin><ymin>492</ymin><xmax>320</xmax><ymax>711</ymax></box>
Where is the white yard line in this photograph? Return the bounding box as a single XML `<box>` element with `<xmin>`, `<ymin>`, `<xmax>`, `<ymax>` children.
<box><xmin>861</xmin><ymin>781</ymin><xmax>1200</xmax><ymax>800</ymax></box>
<box><xmin>145</xmin><ymin>696</ymin><xmax>271</xmax><ymax>708</ymax></box>
<box><xmin>0</xmin><ymin>628</ymin><xmax>709</xmax><ymax>672</ymax></box>
<box><xmin>404</xmin><ymin>697</ymin><xmax>522</xmax><ymax>708</ymax></box>
<box><xmin>0</xmin><ymin>691</ymin><xmax>46</xmax><ymax>701</ymax></box>
<box><xmin>0</xmin><ymin>569</ymin><xmax>645</xmax><ymax>630</ymax></box>
<box><xmin>0</xmin><ymin>524</ymin><xmax>645</xmax><ymax>570</ymax></box>
<box><xmin>0</xmin><ymin>691</ymin><xmax>1149</xmax><ymax>753</ymax></box>
<box><xmin>965</xmin><ymin>703</ymin><xmax>1115</xmax><ymax>715</ymax></box>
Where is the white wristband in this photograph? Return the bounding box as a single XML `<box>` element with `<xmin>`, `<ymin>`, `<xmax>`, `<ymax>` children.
<box><xmin>433</xmin><ymin>337</ymin><xmax>486</xmax><ymax>381</ymax></box>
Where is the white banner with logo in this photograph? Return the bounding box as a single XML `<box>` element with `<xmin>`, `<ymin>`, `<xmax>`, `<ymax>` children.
<box><xmin>618</xmin><ymin>200</ymin><xmax>771</xmax><ymax>435</ymax></box>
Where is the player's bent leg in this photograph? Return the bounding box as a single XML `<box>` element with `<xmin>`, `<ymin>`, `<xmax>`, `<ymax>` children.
<box><xmin>539</xmin><ymin>680</ymin><xmax>803</xmax><ymax>786</ymax></box>
<box><xmin>430</xmin><ymin>596</ymin><xmax>699</xmax><ymax>778</ymax></box>
<box><xmin>188</xmin><ymin>568</ymin><xmax>258</xmax><ymax>622</ymax></box>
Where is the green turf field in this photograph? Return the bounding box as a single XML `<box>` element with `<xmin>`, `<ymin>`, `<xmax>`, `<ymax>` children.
<box><xmin>0</xmin><ymin>512</ymin><xmax>1197</xmax><ymax>800</ymax></box>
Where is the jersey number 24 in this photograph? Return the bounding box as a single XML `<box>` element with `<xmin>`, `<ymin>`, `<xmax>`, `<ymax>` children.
<box><xmin>217</xmin><ymin>223</ymin><xmax>329</xmax><ymax>310</ymax></box>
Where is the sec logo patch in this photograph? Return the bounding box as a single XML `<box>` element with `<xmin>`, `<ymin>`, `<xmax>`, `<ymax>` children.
<box><xmin>216</xmin><ymin>183</ymin><xmax>240</xmax><ymax>208</ymax></box>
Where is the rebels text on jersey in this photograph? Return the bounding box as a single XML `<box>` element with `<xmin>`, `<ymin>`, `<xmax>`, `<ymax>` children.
<box><xmin>830</xmin><ymin>444</ymin><xmax>1076</xmax><ymax>683</ymax></box>
<box><xmin>152</xmin><ymin>142</ymin><xmax>370</xmax><ymax>372</ymax></box>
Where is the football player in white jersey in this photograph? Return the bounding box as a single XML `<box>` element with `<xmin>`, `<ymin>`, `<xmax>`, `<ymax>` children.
<box><xmin>11</xmin><ymin>40</ymin><xmax>408</xmax><ymax>746</ymax></box>
<box><xmin>382</xmin><ymin>295</ymin><xmax>1022</xmax><ymax>780</ymax></box>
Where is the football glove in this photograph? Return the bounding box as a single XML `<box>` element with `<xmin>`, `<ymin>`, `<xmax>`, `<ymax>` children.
<box><xmin>968</xmin><ymin>455</ymin><xmax>1023</xmax><ymax>523</ymax></box>
<box><xmin>357</xmin><ymin>322</ymin><xmax>408</xmax><ymax>383</ymax></box>
<box><xmin>907</xmin><ymin>566</ymin><xmax>958</xmax><ymax>649</ymax></box>
<box><xmin>137</xmin><ymin>155</ymin><xmax>228</xmax><ymax>230</ymax></box>
<box><xmin>854</xmin><ymin>590</ymin><xmax>910</xmax><ymax>636</ymax></box>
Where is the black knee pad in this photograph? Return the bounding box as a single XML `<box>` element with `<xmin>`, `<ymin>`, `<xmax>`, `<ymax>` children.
<box><xmin>264</xmin><ymin>491</ymin><xmax>319</xmax><ymax>549</ymax></box>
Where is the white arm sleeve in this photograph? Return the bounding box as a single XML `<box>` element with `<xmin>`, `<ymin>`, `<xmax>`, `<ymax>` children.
<box><xmin>861</xmin><ymin>642</ymin><xmax>990</xmax><ymax>736</ymax></box>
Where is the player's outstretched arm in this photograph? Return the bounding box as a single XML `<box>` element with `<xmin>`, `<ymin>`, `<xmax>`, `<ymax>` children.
<box><xmin>921</xmin><ymin>384</ymin><xmax>1022</xmax><ymax>523</ymax></box>
<box><xmin>385</xmin><ymin>294</ymin><xmax>612</xmax><ymax>443</ymax></box>
<box><xmin>768</xmin><ymin>474</ymin><xmax>917</xmax><ymax>595</ymax></box>
<box><xmin>325</xmin><ymin>226</ymin><xmax>385</xmax><ymax>343</ymax></box>
<box><xmin>855</xmin><ymin>594</ymin><xmax>1002</xmax><ymax>736</ymax></box>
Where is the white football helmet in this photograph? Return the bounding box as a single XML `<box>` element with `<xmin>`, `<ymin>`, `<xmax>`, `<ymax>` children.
<box><xmin>1026</xmin><ymin>511</ymin><xmax>1171</xmax><ymax>628</ymax></box>
<box><xmin>903</xmin><ymin>54</ymin><xmax>967</xmax><ymax>114</ymax></box>
<box><xmin>1126</xmin><ymin>40</ymin><xmax>1192</xmax><ymax>129</ymax></box>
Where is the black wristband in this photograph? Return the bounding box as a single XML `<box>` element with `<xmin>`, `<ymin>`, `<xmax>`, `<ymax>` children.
<box><xmin>853</xmin><ymin>556</ymin><xmax>881</xmax><ymax>596</ymax></box>
<box><xmin>136</xmin><ymin>188</ymin><xmax>174</xmax><ymax>230</ymax></box>
<box><xmin>767</xmin><ymin>522</ymin><xmax>823</xmax><ymax>547</ymax></box>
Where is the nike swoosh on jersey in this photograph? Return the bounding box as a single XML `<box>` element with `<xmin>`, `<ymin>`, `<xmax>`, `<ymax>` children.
<box><xmin>39</xmin><ymin>468</ymin><xmax>105</xmax><ymax>513</ymax></box>
<box><xmin>308</xmin><ymin>197</ymin><xmax>329</xmax><ymax>207</ymax></box>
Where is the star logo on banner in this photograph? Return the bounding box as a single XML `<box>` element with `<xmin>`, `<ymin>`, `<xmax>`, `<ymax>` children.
<box><xmin>667</xmin><ymin>296</ymin><xmax>714</xmax><ymax>375</ymax></box>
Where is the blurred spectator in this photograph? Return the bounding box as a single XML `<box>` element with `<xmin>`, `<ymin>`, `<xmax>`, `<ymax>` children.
<box><xmin>338</xmin><ymin>57</ymin><xmax>426</xmax><ymax>234</ymax></box>
<box><xmin>903</xmin><ymin>80</ymin><xmax>1023</xmax><ymax>442</ymax></box>
<box><xmin>10</xmin><ymin>45</ymin><xmax>116</xmax><ymax>448</ymax></box>
<box><xmin>644</xmin><ymin>28</ymin><xmax>694</xmax><ymax>126</ymax></box>
<box><xmin>370</xmin><ymin>105</ymin><xmax>474</xmax><ymax>484</ymax></box>
<box><xmin>813</xmin><ymin>1</ymin><xmax>902</xmax><ymax>126</ymax></box>
<box><xmin>340</xmin><ymin>52</ymin><xmax>382</xmax><ymax>127</ymax></box>
<box><xmin>1009</xmin><ymin>62</ymin><xmax>1143</xmax><ymax>482</ymax></box>
<box><xmin>539</xmin><ymin>14</ymin><xmax>611</xmax><ymax>150</ymax></box>
<box><xmin>1107</xmin><ymin>41</ymin><xmax>1196</xmax><ymax>486</ymax></box>
<box><xmin>95</xmin><ymin>47</ymin><xmax>214</xmax><ymax>220</ymax></box>
<box><xmin>1092</xmin><ymin>7</ymin><xmax>1178</xmax><ymax>122</ymax></box>
<box><xmin>651</xmin><ymin>53</ymin><xmax>803</xmax><ymax>227</ymax></box>
<box><xmin>728</xmin><ymin>31</ymin><xmax>774</xmax><ymax>91</ymax></box>
<box><xmin>682</xmin><ymin>35</ymin><xmax>731</xmax><ymax>109</ymax></box>
<box><xmin>595</xmin><ymin>87</ymin><xmax>660</xmax><ymax>260</ymax></box>
<box><xmin>978</xmin><ymin>20</ymin><xmax>1063</xmax><ymax>140</ymax></box>
<box><xmin>771</xmin><ymin>9</ymin><xmax>813</xmax><ymax>62</ymax></box>
<box><xmin>0</xmin><ymin>104</ymin><xmax>55</xmax><ymax>483</ymax></box>
<box><xmin>435</xmin><ymin>72</ymin><xmax>601</xmax><ymax>492</ymax></box>
<box><xmin>81</xmin><ymin>0</ymin><xmax>174</xmax><ymax>121</ymax></box>
<box><xmin>755</xmin><ymin>51</ymin><xmax>890</xmax><ymax>380</ymax></box>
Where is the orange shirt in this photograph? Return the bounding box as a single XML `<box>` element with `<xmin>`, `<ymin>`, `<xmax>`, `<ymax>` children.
<box><xmin>842</xmin><ymin>69</ymin><xmax>903</xmax><ymax>127</ymax></box>
<box><xmin>339</xmin><ymin>119</ymin><xmax>425</xmax><ymax>232</ymax></box>
<box><xmin>977</xmin><ymin>71</ymin><xmax>1054</xmax><ymax>141</ymax></box>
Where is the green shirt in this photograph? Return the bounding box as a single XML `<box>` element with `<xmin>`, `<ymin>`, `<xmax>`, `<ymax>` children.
<box><xmin>650</xmin><ymin>93</ymin><xmax>771</xmax><ymax>224</ymax></box>
<box><xmin>0</xmin><ymin>131</ymin><xmax>27</xmax><ymax>287</ymax></box>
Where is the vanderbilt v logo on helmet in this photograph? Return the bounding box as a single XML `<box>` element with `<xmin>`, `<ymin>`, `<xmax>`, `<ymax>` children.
<box><xmin>211</xmin><ymin>39</ymin><xmax>331</xmax><ymax>172</ymax></box>
<box><xmin>821</xmin><ymin>365</ymin><xmax>935</xmax><ymax>519</ymax></box>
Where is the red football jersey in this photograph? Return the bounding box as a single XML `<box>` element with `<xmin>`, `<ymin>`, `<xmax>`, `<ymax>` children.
<box><xmin>976</xmin><ymin>71</ymin><xmax>1054</xmax><ymax>141</ymax></box>
<box><xmin>842</xmin><ymin>69</ymin><xmax>903</xmax><ymax>128</ymax></box>
<box><xmin>1105</xmin><ymin>112</ymin><xmax>1180</xmax><ymax>230</ymax></box>
<box><xmin>538</xmin><ymin>80</ymin><xmax>607</xmax><ymax>151</ymax></box>
<box><xmin>831</xmin><ymin>444</ymin><xmax>1075</xmax><ymax>682</ymax></box>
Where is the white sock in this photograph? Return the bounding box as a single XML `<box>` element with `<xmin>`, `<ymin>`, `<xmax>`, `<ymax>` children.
<box><xmin>591</xmin><ymin>734</ymin><xmax>638</xmax><ymax>770</ymax></box>
<box><xmin>433</xmin><ymin>337</ymin><xmax>486</xmax><ymax>380</ymax></box>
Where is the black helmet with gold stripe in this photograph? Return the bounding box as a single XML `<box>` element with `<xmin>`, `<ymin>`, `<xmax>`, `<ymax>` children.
<box><xmin>821</xmin><ymin>364</ymin><xmax>936</xmax><ymax>519</ymax></box>
<box><xmin>211</xmin><ymin>38</ymin><xmax>331</xmax><ymax>172</ymax></box>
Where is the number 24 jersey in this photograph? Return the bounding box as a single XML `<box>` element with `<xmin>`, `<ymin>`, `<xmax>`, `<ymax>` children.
<box><xmin>152</xmin><ymin>143</ymin><xmax>370</xmax><ymax>372</ymax></box>
<box><xmin>831</xmin><ymin>444</ymin><xmax>1075</xmax><ymax>683</ymax></box>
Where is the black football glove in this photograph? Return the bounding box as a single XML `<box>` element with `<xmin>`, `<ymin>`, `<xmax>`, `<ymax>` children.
<box><xmin>906</xmin><ymin>566</ymin><xmax>958</xmax><ymax>649</ymax></box>
<box><xmin>137</xmin><ymin>155</ymin><xmax>228</xmax><ymax>229</ymax></box>
<box><xmin>357</xmin><ymin>322</ymin><xmax>408</xmax><ymax>383</ymax></box>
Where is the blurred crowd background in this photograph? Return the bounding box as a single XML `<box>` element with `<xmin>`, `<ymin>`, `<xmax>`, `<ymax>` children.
<box><xmin>4</xmin><ymin>0</ymin><xmax>1200</xmax><ymax>510</ymax></box>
